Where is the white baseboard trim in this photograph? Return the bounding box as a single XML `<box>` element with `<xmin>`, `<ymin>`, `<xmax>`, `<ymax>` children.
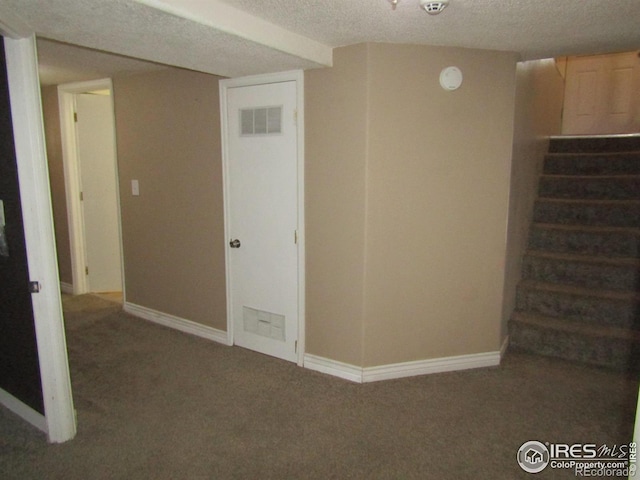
<box><xmin>363</xmin><ymin>350</ymin><xmax>501</xmax><ymax>383</ymax></box>
<box><xmin>124</xmin><ymin>302</ymin><xmax>229</xmax><ymax>346</ymax></box>
<box><xmin>60</xmin><ymin>282</ymin><xmax>73</xmax><ymax>294</ymax></box>
<box><xmin>303</xmin><ymin>354</ymin><xmax>364</xmax><ymax>383</ymax></box>
<box><xmin>0</xmin><ymin>388</ymin><xmax>47</xmax><ymax>433</ymax></box>
<box><xmin>304</xmin><ymin>349</ymin><xmax>503</xmax><ymax>384</ymax></box>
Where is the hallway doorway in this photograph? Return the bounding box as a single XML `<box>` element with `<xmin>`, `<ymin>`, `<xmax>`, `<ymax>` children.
<box><xmin>58</xmin><ymin>79</ymin><xmax>124</xmax><ymax>296</ymax></box>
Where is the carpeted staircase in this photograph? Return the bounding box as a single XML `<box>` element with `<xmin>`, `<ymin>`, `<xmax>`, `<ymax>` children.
<box><xmin>509</xmin><ymin>135</ymin><xmax>640</xmax><ymax>371</ymax></box>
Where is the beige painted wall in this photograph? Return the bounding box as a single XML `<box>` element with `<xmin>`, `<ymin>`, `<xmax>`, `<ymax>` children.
<box><xmin>305</xmin><ymin>44</ymin><xmax>369</xmax><ymax>366</ymax></box>
<box><xmin>306</xmin><ymin>43</ymin><xmax>521</xmax><ymax>367</ymax></box>
<box><xmin>113</xmin><ymin>68</ymin><xmax>227</xmax><ymax>330</ymax></box>
<box><xmin>41</xmin><ymin>85</ymin><xmax>72</xmax><ymax>285</ymax></box>
<box><xmin>501</xmin><ymin>59</ymin><xmax>564</xmax><ymax>337</ymax></box>
<box><xmin>363</xmin><ymin>44</ymin><xmax>518</xmax><ymax>366</ymax></box>
<box><xmin>42</xmin><ymin>44</ymin><xmax>563</xmax><ymax>369</ymax></box>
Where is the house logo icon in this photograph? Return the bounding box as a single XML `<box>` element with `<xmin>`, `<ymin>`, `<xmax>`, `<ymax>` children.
<box><xmin>517</xmin><ymin>441</ymin><xmax>550</xmax><ymax>473</ymax></box>
<box><xmin>526</xmin><ymin>449</ymin><xmax>542</xmax><ymax>463</ymax></box>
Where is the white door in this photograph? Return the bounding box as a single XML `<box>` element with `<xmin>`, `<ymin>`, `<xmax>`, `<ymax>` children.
<box><xmin>562</xmin><ymin>51</ymin><xmax>640</xmax><ymax>135</ymax></box>
<box><xmin>224</xmin><ymin>79</ymin><xmax>300</xmax><ymax>363</ymax></box>
<box><xmin>75</xmin><ymin>93</ymin><xmax>123</xmax><ymax>293</ymax></box>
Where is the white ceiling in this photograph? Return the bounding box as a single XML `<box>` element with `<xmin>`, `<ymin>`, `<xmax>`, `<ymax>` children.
<box><xmin>1</xmin><ymin>0</ymin><xmax>639</xmax><ymax>84</ymax></box>
<box><xmin>220</xmin><ymin>0</ymin><xmax>640</xmax><ymax>59</ymax></box>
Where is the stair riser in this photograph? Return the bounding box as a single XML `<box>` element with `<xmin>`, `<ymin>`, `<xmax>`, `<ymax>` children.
<box><xmin>522</xmin><ymin>256</ymin><xmax>640</xmax><ymax>291</ymax></box>
<box><xmin>516</xmin><ymin>287</ymin><xmax>640</xmax><ymax>329</ymax></box>
<box><xmin>508</xmin><ymin>320</ymin><xmax>640</xmax><ymax>371</ymax></box>
<box><xmin>538</xmin><ymin>176</ymin><xmax>640</xmax><ymax>200</ymax></box>
<box><xmin>533</xmin><ymin>201</ymin><xmax>640</xmax><ymax>228</ymax></box>
<box><xmin>544</xmin><ymin>154</ymin><xmax>640</xmax><ymax>175</ymax></box>
<box><xmin>549</xmin><ymin>137</ymin><xmax>640</xmax><ymax>153</ymax></box>
<box><xmin>528</xmin><ymin>227</ymin><xmax>640</xmax><ymax>258</ymax></box>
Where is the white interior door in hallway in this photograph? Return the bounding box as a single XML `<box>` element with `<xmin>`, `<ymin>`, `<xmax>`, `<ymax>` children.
<box><xmin>75</xmin><ymin>92</ymin><xmax>123</xmax><ymax>293</ymax></box>
<box><xmin>222</xmin><ymin>74</ymin><xmax>304</xmax><ymax>364</ymax></box>
<box><xmin>562</xmin><ymin>51</ymin><xmax>640</xmax><ymax>135</ymax></box>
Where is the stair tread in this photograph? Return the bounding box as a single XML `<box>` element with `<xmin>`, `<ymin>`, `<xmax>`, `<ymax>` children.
<box><xmin>525</xmin><ymin>249</ymin><xmax>640</xmax><ymax>267</ymax></box>
<box><xmin>547</xmin><ymin>148</ymin><xmax>640</xmax><ymax>156</ymax></box>
<box><xmin>547</xmin><ymin>151</ymin><xmax>640</xmax><ymax>157</ymax></box>
<box><xmin>536</xmin><ymin>197</ymin><xmax>640</xmax><ymax>205</ymax></box>
<box><xmin>541</xmin><ymin>174</ymin><xmax>640</xmax><ymax>179</ymax></box>
<box><xmin>511</xmin><ymin>311</ymin><xmax>640</xmax><ymax>341</ymax></box>
<box><xmin>518</xmin><ymin>279</ymin><xmax>640</xmax><ymax>301</ymax></box>
<box><xmin>532</xmin><ymin>223</ymin><xmax>640</xmax><ymax>235</ymax></box>
<box><xmin>517</xmin><ymin>136</ymin><xmax>640</xmax><ymax>369</ymax></box>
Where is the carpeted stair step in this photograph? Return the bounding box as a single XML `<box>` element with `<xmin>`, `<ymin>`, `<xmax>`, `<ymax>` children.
<box><xmin>538</xmin><ymin>174</ymin><xmax>640</xmax><ymax>200</ymax></box>
<box><xmin>512</xmin><ymin>135</ymin><xmax>640</xmax><ymax>371</ymax></box>
<box><xmin>521</xmin><ymin>251</ymin><xmax>640</xmax><ymax>291</ymax></box>
<box><xmin>528</xmin><ymin>224</ymin><xmax>640</xmax><ymax>258</ymax></box>
<box><xmin>533</xmin><ymin>198</ymin><xmax>640</xmax><ymax>227</ymax></box>
<box><xmin>508</xmin><ymin>312</ymin><xmax>640</xmax><ymax>371</ymax></box>
<box><xmin>549</xmin><ymin>136</ymin><xmax>640</xmax><ymax>154</ymax></box>
<box><xmin>544</xmin><ymin>152</ymin><xmax>640</xmax><ymax>176</ymax></box>
<box><xmin>515</xmin><ymin>280</ymin><xmax>640</xmax><ymax>330</ymax></box>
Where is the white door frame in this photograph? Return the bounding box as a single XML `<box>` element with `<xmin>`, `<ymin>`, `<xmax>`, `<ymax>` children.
<box><xmin>2</xmin><ymin>35</ymin><xmax>76</xmax><ymax>443</ymax></box>
<box><xmin>219</xmin><ymin>70</ymin><xmax>305</xmax><ymax>366</ymax></box>
<box><xmin>57</xmin><ymin>79</ymin><xmax>125</xmax><ymax>296</ymax></box>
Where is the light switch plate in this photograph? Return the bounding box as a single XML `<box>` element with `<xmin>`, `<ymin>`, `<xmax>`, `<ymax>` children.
<box><xmin>131</xmin><ymin>179</ymin><xmax>139</xmax><ymax>196</ymax></box>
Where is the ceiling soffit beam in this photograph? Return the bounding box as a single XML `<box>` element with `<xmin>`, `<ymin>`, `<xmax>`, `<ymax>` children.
<box><xmin>134</xmin><ymin>0</ymin><xmax>333</xmax><ymax>68</ymax></box>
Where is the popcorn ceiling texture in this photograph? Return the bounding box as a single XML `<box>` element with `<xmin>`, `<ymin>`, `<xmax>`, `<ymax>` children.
<box><xmin>219</xmin><ymin>0</ymin><xmax>640</xmax><ymax>58</ymax></box>
<box><xmin>1</xmin><ymin>0</ymin><xmax>325</xmax><ymax>78</ymax></box>
<box><xmin>2</xmin><ymin>0</ymin><xmax>640</xmax><ymax>78</ymax></box>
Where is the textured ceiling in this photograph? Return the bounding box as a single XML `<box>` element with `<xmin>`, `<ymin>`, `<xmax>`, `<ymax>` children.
<box><xmin>0</xmin><ymin>0</ymin><xmax>327</xmax><ymax>79</ymax></box>
<box><xmin>219</xmin><ymin>0</ymin><xmax>640</xmax><ymax>60</ymax></box>
<box><xmin>1</xmin><ymin>0</ymin><xmax>639</xmax><ymax>84</ymax></box>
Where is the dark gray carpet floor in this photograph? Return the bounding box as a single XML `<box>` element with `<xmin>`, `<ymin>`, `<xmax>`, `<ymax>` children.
<box><xmin>1</xmin><ymin>294</ymin><xmax>638</xmax><ymax>479</ymax></box>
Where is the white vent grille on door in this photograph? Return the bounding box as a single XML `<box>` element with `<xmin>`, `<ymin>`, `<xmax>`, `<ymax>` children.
<box><xmin>240</xmin><ymin>106</ymin><xmax>282</xmax><ymax>135</ymax></box>
<box><xmin>243</xmin><ymin>306</ymin><xmax>285</xmax><ymax>341</ymax></box>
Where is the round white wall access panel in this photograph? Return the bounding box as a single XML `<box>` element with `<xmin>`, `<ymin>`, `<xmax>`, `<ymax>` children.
<box><xmin>439</xmin><ymin>66</ymin><xmax>463</xmax><ymax>91</ymax></box>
